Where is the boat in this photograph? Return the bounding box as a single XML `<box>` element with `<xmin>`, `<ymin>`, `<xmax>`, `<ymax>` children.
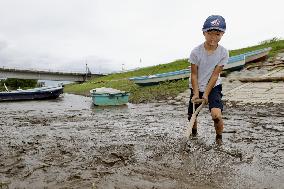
<box><xmin>129</xmin><ymin>47</ymin><xmax>272</xmax><ymax>86</ymax></box>
<box><xmin>243</xmin><ymin>47</ymin><xmax>272</xmax><ymax>63</ymax></box>
<box><xmin>0</xmin><ymin>86</ymin><xmax>64</xmax><ymax>102</ymax></box>
<box><xmin>90</xmin><ymin>87</ymin><xmax>130</xmax><ymax>106</ymax></box>
<box><xmin>128</xmin><ymin>69</ymin><xmax>190</xmax><ymax>86</ymax></box>
<box><xmin>224</xmin><ymin>54</ymin><xmax>246</xmax><ymax>71</ymax></box>
<box><xmin>224</xmin><ymin>47</ymin><xmax>272</xmax><ymax>71</ymax></box>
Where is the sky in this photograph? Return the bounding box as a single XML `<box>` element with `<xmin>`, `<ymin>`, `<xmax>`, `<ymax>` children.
<box><xmin>0</xmin><ymin>0</ymin><xmax>283</xmax><ymax>74</ymax></box>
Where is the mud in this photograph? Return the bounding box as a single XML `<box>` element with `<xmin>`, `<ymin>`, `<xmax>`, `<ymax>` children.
<box><xmin>0</xmin><ymin>94</ymin><xmax>283</xmax><ymax>189</ymax></box>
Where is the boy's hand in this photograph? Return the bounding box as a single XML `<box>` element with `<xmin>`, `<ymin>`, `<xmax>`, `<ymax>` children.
<box><xmin>202</xmin><ymin>95</ymin><xmax>209</xmax><ymax>104</ymax></box>
<box><xmin>191</xmin><ymin>94</ymin><xmax>199</xmax><ymax>103</ymax></box>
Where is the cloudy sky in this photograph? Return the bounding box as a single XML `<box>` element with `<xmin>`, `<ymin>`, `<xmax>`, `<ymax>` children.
<box><xmin>0</xmin><ymin>0</ymin><xmax>283</xmax><ymax>73</ymax></box>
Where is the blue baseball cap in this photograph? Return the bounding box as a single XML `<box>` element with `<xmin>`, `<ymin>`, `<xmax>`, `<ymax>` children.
<box><xmin>202</xmin><ymin>15</ymin><xmax>226</xmax><ymax>32</ymax></box>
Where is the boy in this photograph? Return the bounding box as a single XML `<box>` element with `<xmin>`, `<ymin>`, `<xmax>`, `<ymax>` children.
<box><xmin>188</xmin><ymin>15</ymin><xmax>229</xmax><ymax>141</ymax></box>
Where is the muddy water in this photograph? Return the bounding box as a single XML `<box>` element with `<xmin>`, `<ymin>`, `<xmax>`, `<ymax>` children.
<box><xmin>0</xmin><ymin>94</ymin><xmax>283</xmax><ymax>189</ymax></box>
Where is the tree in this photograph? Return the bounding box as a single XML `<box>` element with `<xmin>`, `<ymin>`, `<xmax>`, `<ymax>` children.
<box><xmin>0</xmin><ymin>78</ymin><xmax>38</xmax><ymax>91</ymax></box>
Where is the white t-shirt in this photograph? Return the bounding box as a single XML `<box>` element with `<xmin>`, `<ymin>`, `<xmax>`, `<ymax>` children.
<box><xmin>189</xmin><ymin>43</ymin><xmax>229</xmax><ymax>92</ymax></box>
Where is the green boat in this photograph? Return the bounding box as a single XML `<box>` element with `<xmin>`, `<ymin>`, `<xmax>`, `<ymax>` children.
<box><xmin>90</xmin><ymin>87</ymin><xmax>130</xmax><ymax>106</ymax></box>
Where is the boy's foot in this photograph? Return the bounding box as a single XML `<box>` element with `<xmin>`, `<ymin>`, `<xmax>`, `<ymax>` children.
<box><xmin>216</xmin><ymin>134</ymin><xmax>222</xmax><ymax>140</ymax></box>
<box><xmin>215</xmin><ymin>134</ymin><xmax>223</xmax><ymax>145</ymax></box>
<box><xmin>191</xmin><ymin>128</ymin><xmax>197</xmax><ymax>136</ymax></box>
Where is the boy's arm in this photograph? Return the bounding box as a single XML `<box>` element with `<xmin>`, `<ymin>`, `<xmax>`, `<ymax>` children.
<box><xmin>190</xmin><ymin>64</ymin><xmax>199</xmax><ymax>101</ymax></box>
<box><xmin>203</xmin><ymin>65</ymin><xmax>223</xmax><ymax>103</ymax></box>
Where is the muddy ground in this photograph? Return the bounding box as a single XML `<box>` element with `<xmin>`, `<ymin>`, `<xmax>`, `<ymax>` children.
<box><xmin>0</xmin><ymin>94</ymin><xmax>283</xmax><ymax>189</ymax></box>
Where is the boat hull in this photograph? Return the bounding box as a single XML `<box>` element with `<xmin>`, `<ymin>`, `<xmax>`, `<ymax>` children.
<box><xmin>245</xmin><ymin>50</ymin><xmax>270</xmax><ymax>63</ymax></box>
<box><xmin>91</xmin><ymin>93</ymin><xmax>130</xmax><ymax>106</ymax></box>
<box><xmin>224</xmin><ymin>47</ymin><xmax>271</xmax><ymax>71</ymax></box>
<box><xmin>0</xmin><ymin>87</ymin><xmax>63</xmax><ymax>102</ymax></box>
<box><xmin>129</xmin><ymin>69</ymin><xmax>190</xmax><ymax>86</ymax></box>
<box><xmin>224</xmin><ymin>56</ymin><xmax>246</xmax><ymax>71</ymax></box>
<box><xmin>133</xmin><ymin>72</ymin><xmax>190</xmax><ymax>86</ymax></box>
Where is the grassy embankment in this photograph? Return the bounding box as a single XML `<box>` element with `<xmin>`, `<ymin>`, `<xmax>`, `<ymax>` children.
<box><xmin>64</xmin><ymin>38</ymin><xmax>284</xmax><ymax>103</ymax></box>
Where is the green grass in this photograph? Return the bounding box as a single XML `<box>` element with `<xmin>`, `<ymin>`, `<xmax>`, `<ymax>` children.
<box><xmin>64</xmin><ymin>38</ymin><xmax>284</xmax><ymax>103</ymax></box>
<box><xmin>229</xmin><ymin>38</ymin><xmax>284</xmax><ymax>57</ymax></box>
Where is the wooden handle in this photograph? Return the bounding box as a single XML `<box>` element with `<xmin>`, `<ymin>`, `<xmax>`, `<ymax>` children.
<box><xmin>193</xmin><ymin>101</ymin><xmax>205</xmax><ymax>115</ymax></box>
<box><xmin>191</xmin><ymin>99</ymin><xmax>205</xmax><ymax>104</ymax></box>
<box><xmin>184</xmin><ymin>100</ymin><xmax>205</xmax><ymax>138</ymax></box>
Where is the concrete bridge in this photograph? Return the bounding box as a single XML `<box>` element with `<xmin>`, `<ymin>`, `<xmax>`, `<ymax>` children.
<box><xmin>0</xmin><ymin>67</ymin><xmax>105</xmax><ymax>82</ymax></box>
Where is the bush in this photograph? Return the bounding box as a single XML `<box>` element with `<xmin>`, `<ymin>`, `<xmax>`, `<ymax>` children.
<box><xmin>0</xmin><ymin>78</ymin><xmax>38</xmax><ymax>91</ymax></box>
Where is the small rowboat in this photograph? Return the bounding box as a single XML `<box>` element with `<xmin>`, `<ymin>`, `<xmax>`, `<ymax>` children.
<box><xmin>224</xmin><ymin>47</ymin><xmax>272</xmax><ymax>71</ymax></box>
<box><xmin>129</xmin><ymin>69</ymin><xmax>190</xmax><ymax>86</ymax></box>
<box><xmin>0</xmin><ymin>86</ymin><xmax>63</xmax><ymax>102</ymax></box>
<box><xmin>90</xmin><ymin>87</ymin><xmax>130</xmax><ymax>106</ymax></box>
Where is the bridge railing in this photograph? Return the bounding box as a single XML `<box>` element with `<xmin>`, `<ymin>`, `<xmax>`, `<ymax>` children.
<box><xmin>0</xmin><ymin>66</ymin><xmax>89</xmax><ymax>74</ymax></box>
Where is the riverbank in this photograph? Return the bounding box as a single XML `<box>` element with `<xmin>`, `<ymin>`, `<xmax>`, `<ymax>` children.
<box><xmin>133</xmin><ymin>52</ymin><xmax>284</xmax><ymax>107</ymax></box>
<box><xmin>63</xmin><ymin>39</ymin><xmax>284</xmax><ymax>103</ymax></box>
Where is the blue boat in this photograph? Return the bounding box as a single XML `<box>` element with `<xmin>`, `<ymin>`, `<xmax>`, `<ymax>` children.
<box><xmin>224</xmin><ymin>54</ymin><xmax>246</xmax><ymax>71</ymax></box>
<box><xmin>243</xmin><ymin>47</ymin><xmax>272</xmax><ymax>63</ymax></box>
<box><xmin>129</xmin><ymin>47</ymin><xmax>272</xmax><ymax>86</ymax></box>
<box><xmin>90</xmin><ymin>87</ymin><xmax>130</xmax><ymax>106</ymax></box>
<box><xmin>224</xmin><ymin>47</ymin><xmax>272</xmax><ymax>71</ymax></box>
<box><xmin>0</xmin><ymin>86</ymin><xmax>63</xmax><ymax>102</ymax></box>
<box><xmin>129</xmin><ymin>69</ymin><xmax>190</xmax><ymax>86</ymax></box>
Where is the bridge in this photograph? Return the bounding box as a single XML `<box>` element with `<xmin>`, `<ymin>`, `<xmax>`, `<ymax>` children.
<box><xmin>0</xmin><ymin>67</ymin><xmax>105</xmax><ymax>82</ymax></box>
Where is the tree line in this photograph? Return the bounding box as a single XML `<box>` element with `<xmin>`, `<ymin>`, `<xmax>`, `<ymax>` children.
<box><xmin>0</xmin><ymin>78</ymin><xmax>38</xmax><ymax>91</ymax></box>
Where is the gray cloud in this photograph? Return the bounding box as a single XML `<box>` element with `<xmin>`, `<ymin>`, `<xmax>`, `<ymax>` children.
<box><xmin>0</xmin><ymin>0</ymin><xmax>283</xmax><ymax>74</ymax></box>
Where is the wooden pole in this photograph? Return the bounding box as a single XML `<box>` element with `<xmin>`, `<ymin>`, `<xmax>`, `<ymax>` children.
<box><xmin>184</xmin><ymin>99</ymin><xmax>205</xmax><ymax>138</ymax></box>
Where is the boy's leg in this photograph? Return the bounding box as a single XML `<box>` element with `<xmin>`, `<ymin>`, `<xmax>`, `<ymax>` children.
<box><xmin>211</xmin><ymin>108</ymin><xmax>224</xmax><ymax>137</ymax></box>
<box><xmin>208</xmin><ymin>85</ymin><xmax>224</xmax><ymax>139</ymax></box>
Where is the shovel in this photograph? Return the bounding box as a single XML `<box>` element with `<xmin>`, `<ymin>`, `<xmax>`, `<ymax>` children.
<box><xmin>184</xmin><ymin>99</ymin><xmax>205</xmax><ymax>138</ymax></box>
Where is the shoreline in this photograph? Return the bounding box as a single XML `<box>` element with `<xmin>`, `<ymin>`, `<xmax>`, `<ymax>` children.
<box><xmin>65</xmin><ymin>53</ymin><xmax>284</xmax><ymax>106</ymax></box>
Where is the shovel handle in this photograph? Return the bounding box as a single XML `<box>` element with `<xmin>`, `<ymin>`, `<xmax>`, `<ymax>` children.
<box><xmin>184</xmin><ymin>99</ymin><xmax>205</xmax><ymax>138</ymax></box>
<box><xmin>191</xmin><ymin>99</ymin><xmax>205</xmax><ymax>104</ymax></box>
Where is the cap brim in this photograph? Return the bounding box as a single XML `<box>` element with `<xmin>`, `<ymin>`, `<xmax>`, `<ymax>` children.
<box><xmin>202</xmin><ymin>27</ymin><xmax>225</xmax><ymax>32</ymax></box>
